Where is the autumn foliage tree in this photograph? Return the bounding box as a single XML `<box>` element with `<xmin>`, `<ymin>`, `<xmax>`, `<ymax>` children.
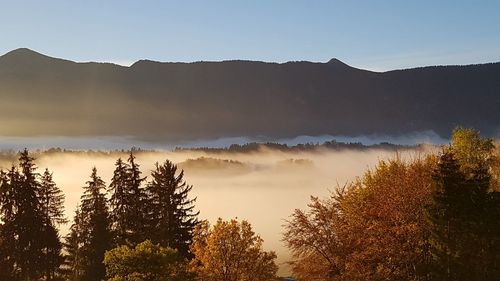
<box><xmin>284</xmin><ymin>157</ymin><xmax>436</xmax><ymax>281</ymax></box>
<box><xmin>284</xmin><ymin>128</ymin><xmax>500</xmax><ymax>281</ymax></box>
<box><xmin>190</xmin><ymin>218</ymin><xmax>278</xmax><ymax>281</ymax></box>
<box><xmin>282</xmin><ymin>190</ymin><xmax>351</xmax><ymax>280</ymax></box>
<box><xmin>104</xmin><ymin>240</ymin><xmax>193</xmax><ymax>281</ymax></box>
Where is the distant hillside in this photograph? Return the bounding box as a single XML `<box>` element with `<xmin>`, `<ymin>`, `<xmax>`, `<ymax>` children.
<box><xmin>175</xmin><ymin>141</ymin><xmax>419</xmax><ymax>153</ymax></box>
<box><xmin>177</xmin><ymin>157</ymin><xmax>252</xmax><ymax>176</ymax></box>
<box><xmin>0</xmin><ymin>48</ymin><xmax>498</xmax><ymax>141</ymax></box>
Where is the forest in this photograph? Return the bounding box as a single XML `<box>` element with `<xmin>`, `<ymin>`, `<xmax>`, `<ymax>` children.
<box><xmin>0</xmin><ymin>127</ymin><xmax>499</xmax><ymax>281</ymax></box>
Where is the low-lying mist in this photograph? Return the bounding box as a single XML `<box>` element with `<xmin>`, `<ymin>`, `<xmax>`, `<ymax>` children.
<box><xmin>0</xmin><ymin>144</ymin><xmax>436</xmax><ymax>275</ymax></box>
<box><xmin>0</xmin><ymin>130</ymin><xmax>448</xmax><ymax>150</ymax></box>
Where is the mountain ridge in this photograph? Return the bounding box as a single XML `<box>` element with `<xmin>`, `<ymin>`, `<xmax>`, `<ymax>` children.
<box><xmin>0</xmin><ymin>48</ymin><xmax>498</xmax><ymax>141</ymax></box>
<box><xmin>5</xmin><ymin>48</ymin><xmax>498</xmax><ymax>71</ymax></box>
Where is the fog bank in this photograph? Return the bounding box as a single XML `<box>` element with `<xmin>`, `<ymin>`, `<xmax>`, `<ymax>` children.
<box><xmin>0</xmin><ymin>146</ymin><xmax>435</xmax><ymax>275</ymax></box>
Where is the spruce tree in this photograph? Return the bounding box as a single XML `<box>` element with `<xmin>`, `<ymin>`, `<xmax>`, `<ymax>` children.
<box><xmin>39</xmin><ymin>169</ymin><xmax>67</xmax><ymax>226</ymax></box>
<box><xmin>0</xmin><ymin>151</ymin><xmax>67</xmax><ymax>281</ymax></box>
<box><xmin>445</xmin><ymin>128</ymin><xmax>500</xmax><ymax>279</ymax></box>
<box><xmin>78</xmin><ymin>167</ymin><xmax>111</xmax><ymax>281</ymax></box>
<box><xmin>108</xmin><ymin>158</ymin><xmax>130</xmax><ymax>246</ymax></box>
<box><xmin>0</xmin><ymin>150</ymin><xmax>62</xmax><ymax>280</ymax></box>
<box><xmin>63</xmin><ymin>208</ymin><xmax>85</xmax><ymax>281</ymax></box>
<box><xmin>427</xmin><ymin>151</ymin><xmax>498</xmax><ymax>280</ymax></box>
<box><xmin>108</xmin><ymin>152</ymin><xmax>147</xmax><ymax>247</ymax></box>
<box><xmin>146</xmin><ymin>160</ymin><xmax>198</xmax><ymax>258</ymax></box>
<box><xmin>126</xmin><ymin>152</ymin><xmax>147</xmax><ymax>244</ymax></box>
<box><xmin>16</xmin><ymin>149</ymin><xmax>46</xmax><ymax>280</ymax></box>
<box><xmin>38</xmin><ymin>169</ymin><xmax>66</xmax><ymax>280</ymax></box>
<box><xmin>0</xmin><ymin>168</ymin><xmax>15</xmax><ymax>280</ymax></box>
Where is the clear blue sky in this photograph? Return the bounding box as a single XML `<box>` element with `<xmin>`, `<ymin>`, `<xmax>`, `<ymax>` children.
<box><xmin>1</xmin><ymin>0</ymin><xmax>499</xmax><ymax>71</ymax></box>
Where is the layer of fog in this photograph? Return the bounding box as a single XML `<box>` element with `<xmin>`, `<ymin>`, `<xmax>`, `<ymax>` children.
<box><xmin>0</xmin><ymin>146</ymin><xmax>435</xmax><ymax>275</ymax></box>
<box><xmin>0</xmin><ymin>131</ymin><xmax>448</xmax><ymax>150</ymax></box>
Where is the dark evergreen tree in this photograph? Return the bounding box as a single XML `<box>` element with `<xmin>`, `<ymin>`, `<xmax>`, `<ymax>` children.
<box><xmin>462</xmin><ymin>160</ymin><xmax>500</xmax><ymax>280</ymax></box>
<box><xmin>39</xmin><ymin>169</ymin><xmax>67</xmax><ymax>226</ymax></box>
<box><xmin>108</xmin><ymin>152</ymin><xmax>147</xmax><ymax>247</ymax></box>
<box><xmin>445</xmin><ymin>127</ymin><xmax>500</xmax><ymax>279</ymax></box>
<box><xmin>146</xmin><ymin>160</ymin><xmax>198</xmax><ymax>258</ymax></box>
<box><xmin>0</xmin><ymin>223</ymin><xmax>14</xmax><ymax>280</ymax></box>
<box><xmin>76</xmin><ymin>167</ymin><xmax>111</xmax><ymax>281</ymax></box>
<box><xmin>63</xmin><ymin>208</ymin><xmax>85</xmax><ymax>281</ymax></box>
<box><xmin>108</xmin><ymin>158</ymin><xmax>130</xmax><ymax>246</ymax></box>
<box><xmin>126</xmin><ymin>152</ymin><xmax>148</xmax><ymax>244</ymax></box>
<box><xmin>0</xmin><ymin>151</ymin><xmax>67</xmax><ymax>281</ymax></box>
<box><xmin>0</xmin><ymin>150</ymin><xmax>51</xmax><ymax>280</ymax></box>
<box><xmin>0</xmin><ymin>168</ymin><xmax>15</xmax><ymax>280</ymax></box>
<box><xmin>486</xmin><ymin>190</ymin><xmax>500</xmax><ymax>278</ymax></box>
<box><xmin>16</xmin><ymin>149</ymin><xmax>46</xmax><ymax>280</ymax></box>
<box><xmin>427</xmin><ymin>152</ymin><xmax>471</xmax><ymax>280</ymax></box>
<box><xmin>427</xmin><ymin>151</ymin><xmax>499</xmax><ymax>280</ymax></box>
<box><xmin>38</xmin><ymin>169</ymin><xmax>66</xmax><ymax>280</ymax></box>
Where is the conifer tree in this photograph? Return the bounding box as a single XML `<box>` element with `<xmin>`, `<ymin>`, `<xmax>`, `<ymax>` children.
<box><xmin>76</xmin><ymin>167</ymin><xmax>111</xmax><ymax>281</ymax></box>
<box><xmin>445</xmin><ymin>128</ymin><xmax>500</xmax><ymax>279</ymax></box>
<box><xmin>126</xmin><ymin>152</ymin><xmax>148</xmax><ymax>244</ymax></box>
<box><xmin>63</xmin><ymin>208</ymin><xmax>85</xmax><ymax>281</ymax></box>
<box><xmin>14</xmin><ymin>149</ymin><xmax>46</xmax><ymax>280</ymax></box>
<box><xmin>427</xmin><ymin>152</ymin><xmax>468</xmax><ymax>280</ymax></box>
<box><xmin>108</xmin><ymin>152</ymin><xmax>147</xmax><ymax>247</ymax></box>
<box><xmin>39</xmin><ymin>169</ymin><xmax>67</xmax><ymax>226</ymax></box>
<box><xmin>109</xmin><ymin>158</ymin><xmax>130</xmax><ymax>246</ymax></box>
<box><xmin>38</xmin><ymin>169</ymin><xmax>66</xmax><ymax>280</ymax></box>
<box><xmin>427</xmin><ymin>151</ymin><xmax>499</xmax><ymax>280</ymax></box>
<box><xmin>0</xmin><ymin>150</ymin><xmax>62</xmax><ymax>280</ymax></box>
<box><xmin>0</xmin><ymin>168</ymin><xmax>15</xmax><ymax>280</ymax></box>
<box><xmin>0</xmin><ymin>151</ymin><xmax>66</xmax><ymax>281</ymax></box>
<box><xmin>146</xmin><ymin>160</ymin><xmax>199</xmax><ymax>258</ymax></box>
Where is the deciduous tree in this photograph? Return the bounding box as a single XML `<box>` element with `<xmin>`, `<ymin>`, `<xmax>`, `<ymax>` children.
<box><xmin>104</xmin><ymin>240</ymin><xmax>192</xmax><ymax>281</ymax></box>
<box><xmin>190</xmin><ymin>219</ymin><xmax>278</xmax><ymax>281</ymax></box>
<box><xmin>284</xmin><ymin>157</ymin><xmax>436</xmax><ymax>281</ymax></box>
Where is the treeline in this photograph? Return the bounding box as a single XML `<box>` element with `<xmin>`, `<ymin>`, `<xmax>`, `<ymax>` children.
<box><xmin>284</xmin><ymin>128</ymin><xmax>500</xmax><ymax>280</ymax></box>
<box><xmin>175</xmin><ymin>140</ymin><xmax>420</xmax><ymax>153</ymax></box>
<box><xmin>0</xmin><ymin>140</ymin><xmax>416</xmax><ymax>164</ymax></box>
<box><xmin>0</xmin><ymin>147</ymin><xmax>154</xmax><ymax>163</ymax></box>
<box><xmin>62</xmin><ymin>154</ymin><xmax>202</xmax><ymax>281</ymax></box>
<box><xmin>1</xmin><ymin>128</ymin><xmax>499</xmax><ymax>281</ymax></box>
<box><xmin>0</xmin><ymin>150</ymin><xmax>278</xmax><ymax>281</ymax></box>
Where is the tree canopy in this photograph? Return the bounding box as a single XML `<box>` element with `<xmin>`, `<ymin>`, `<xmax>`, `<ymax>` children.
<box><xmin>190</xmin><ymin>218</ymin><xmax>278</xmax><ymax>281</ymax></box>
<box><xmin>283</xmin><ymin>128</ymin><xmax>500</xmax><ymax>280</ymax></box>
<box><xmin>104</xmin><ymin>240</ymin><xmax>193</xmax><ymax>281</ymax></box>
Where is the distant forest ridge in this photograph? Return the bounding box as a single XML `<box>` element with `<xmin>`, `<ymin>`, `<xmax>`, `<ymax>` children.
<box><xmin>0</xmin><ymin>48</ymin><xmax>499</xmax><ymax>141</ymax></box>
<box><xmin>0</xmin><ymin>140</ymin><xmax>430</xmax><ymax>161</ymax></box>
<box><xmin>174</xmin><ymin>140</ymin><xmax>428</xmax><ymax>153</ymax></box>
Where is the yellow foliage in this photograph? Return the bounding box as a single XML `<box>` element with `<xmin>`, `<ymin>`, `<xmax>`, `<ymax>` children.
<box><xmin>284</xmin><ymin>157</ymin><xmax>436</xmax><ymax>281</ymax></box>
<box><xmin>190</xmin><ymin>218</ymin><xmax>278</xmax><ymax>281</ymax></box>
<box><xmin>104</xmin><ymin>240</ymin><xmax>191</xmax><ymax>281</ymax></box>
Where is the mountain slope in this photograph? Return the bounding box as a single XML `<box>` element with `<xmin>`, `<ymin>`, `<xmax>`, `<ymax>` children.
<box><xmin>0</xmin><ymin>48</ymin><xmax>498</xmax><ymax>141</ymax></box>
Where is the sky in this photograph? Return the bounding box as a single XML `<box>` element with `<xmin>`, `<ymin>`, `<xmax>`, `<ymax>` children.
<box><xmin>0</xmin><ymin>0</ymin><xmax>499</xmax><ymax>71</ymax></box>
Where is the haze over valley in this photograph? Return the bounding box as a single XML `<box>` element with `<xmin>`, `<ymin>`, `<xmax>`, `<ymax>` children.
<box><xmin>1</xmin><ymin>2</ymin><xmax>500</xmax><ymax>279</ymax></box>
<box><xmin>0</xmin><ymin>144</ymin><xmax>433</xmax><ymax>274</ymax></box>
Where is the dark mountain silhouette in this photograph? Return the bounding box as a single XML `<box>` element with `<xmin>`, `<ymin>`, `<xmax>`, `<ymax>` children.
<box><xmin>0</xmin><ymin>48</ymin><xmax>498</xmax><ymax>141</ymax></box>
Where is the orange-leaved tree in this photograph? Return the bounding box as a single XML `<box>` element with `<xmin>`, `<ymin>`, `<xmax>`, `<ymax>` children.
<box><xmin>190</xmin><ymin>218</ymin><xmax>278</xmax><ymax>281</ymax></box>
<box><xmin>284</xmin><ymin>157</ymin><xmax>436</xmax><ymax>281</ymax></box>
